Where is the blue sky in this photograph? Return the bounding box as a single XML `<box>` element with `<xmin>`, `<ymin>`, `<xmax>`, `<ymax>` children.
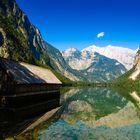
<box><xmin>16</xmin><ymin>0</ymin><xmax>140</xmax><ymax>51</ymax></box>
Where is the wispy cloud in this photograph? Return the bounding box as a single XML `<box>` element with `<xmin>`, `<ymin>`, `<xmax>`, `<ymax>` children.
<box><xmin>97</xmin><ymin>32</ymin><xmax>105</xmax><ymax>38</ymax></box>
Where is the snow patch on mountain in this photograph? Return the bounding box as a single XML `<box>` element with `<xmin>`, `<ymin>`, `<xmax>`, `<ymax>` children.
<box><xmin>62</xmin><ymin>48</ymin><xmax>94</xmax><ymax>70</ymax></box>
<box><xmin>62</xmin><ymin>48</ymin><xmax>79</xmax><ymax>57</ymax></box>
<box><xmin>115</xmin><ymin>62</ymin><xmax>120</xmax><ymax>66</ymax></box>
<box><xmin>82</xmin><ymin>45</ymin><xmax>137</xmax><ymax>70</ymax></box>
<box><xmin>62</xmin><ymin>45</ymin><xmax>136</xmax><ymax>71</ymax></box>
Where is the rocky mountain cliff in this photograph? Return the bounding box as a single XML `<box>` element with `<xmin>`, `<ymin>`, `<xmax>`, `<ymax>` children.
<box><xmin>81</xmin><ymin>52</ymin><xmax>126</xmax><ymax>82</ymax></box>
<box><xmin>82</xmin><ymin>45</ymin><xmax>136</xmax><ymax>70</ymax></box>
<box><xmin>44</xmin><ymin>42</ymin><xmax>83</xmax><ymax>81</ymax></box>
<box><xmin>113</xmin><ymin>49</ymin><xmax>140</xmax><ymax>88</ymax></box>
<box><xmin>129</xmin><ymin>49</ymin><xmax>140</xmax><ymax>81</ymax></box>
<box><xmin>62</xmin><ymin>48</ymin><xmax>91</xmax><ymax>70</ymax></box>
<box><xmin>63</xmin><ymin>45</ymin><xmax>136</xmax><ymax>70</ymax></box>
<box><xmin>62</xmin><ymin>47</ymin><xmax>127</xmax><ymax>82</ymax></box>
<box><xmin>0</xmin><ymin>0</ymin><xmax>81</xmax><ymax>82</ymax></box>
<box><xmin>0</xmin><ymin>0</ymin><xmax>49</xmax><ymax>64</ymax></box>
<box><xmin>0</xmin><ymin>0</ymin><xmax>131</xmax><ymax>82</ymax></box>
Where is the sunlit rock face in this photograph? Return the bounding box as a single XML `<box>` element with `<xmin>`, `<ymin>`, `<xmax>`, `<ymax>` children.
<box><xmin>44</xmin><ymin>43</ymin><xmax>82</xmax><ymax>81</ymax></box>
<box><xmin>63</xmin><ymin>49</ymin><xmax>127</xmax><ymax>82</ymax></box>
<box><xmin>82</xmin><ymin>45</ymin><xmax>136</xmax><ymax>70</ymax></box>
<box><xmin>62</xmin><ymin>48</ymin><xmax>90</xmax><ymax>70</ymax></box>
<box><xmin>0</xmin><ymin>0</ymin><xmax>133</xmax><ymax>82</ymax></box>
<box><xmin>0</xmin><ymin>28</ymin><xmax>9</xmax><ymax>58</ymax></box>
<box><xmin>0</xmin><ymin>0</ymin><xmax>49</xmax><ymax>63</ymax></box>
<box><xmin>62</xmin><ymin>46</ymin><xmax>137</xmax><ymax>82</ymax></box>
<box><xmin>0</xmin><ymin>0</ymin><xmax>82</xmax><ymax>81</ymax></box>
<box><xmin>63</xmin><ymin>45</ymin><xmax>136</xmax><ymax>71</ymax></box>
<box><xmin>129</xmin><ymin>49</ymin><xmax>140</xmax><ymax>80</ymax></box>
<box><xmin>0</xmin><ymin>1</ymin><xmax>44</xmax><ymax>68</ymax></box>
<box><xmin>130</xmin><ymin>91</ymin><xmax>140</xmax><ymax>110</ymax></box>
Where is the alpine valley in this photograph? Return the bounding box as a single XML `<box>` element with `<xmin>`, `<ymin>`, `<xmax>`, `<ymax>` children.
<box><xmin>1</xmin><ymin>0</ymin><xmax>140</xmax><ymax>139</ymax></box>
<box><xmin>0</xmin><ymin>0</ymin><xmax>138</xmax><ymax>83</ymax></box>
<box><xmin>62</xmin><ymin>46</ymin><xmax>137</xmax><ymax>82</ymax></box>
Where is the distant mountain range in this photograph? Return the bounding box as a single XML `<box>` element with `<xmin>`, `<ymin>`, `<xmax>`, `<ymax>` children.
<box><xmin>62</xmin><ymin>45</ymin><xmax>136</xmax><ymax>70</ymax></box>
<box><xmin>0</xmin><ymin>0</ymin><xmax>137</xmax><ymax>83</ymax></box>
<box><xmin>62</xmin><ymin>46</ymin><xmax>137</xmax><ymax>82</ymax></box>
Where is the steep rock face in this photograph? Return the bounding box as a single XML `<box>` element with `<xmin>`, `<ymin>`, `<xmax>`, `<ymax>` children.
<box><xmin>44</xmin><ymin>43</ymin><xmax>81</xmax><ymax>81</ymax></box>
<box><xmin>82</xmin><ymin>45</ymin><xmax>136</xmax><ymax>70</ymax></box>
<box><xmin>63</xmin><ymin>48</ymin><xmax>127</xmax><ymax>82</ymax></box>
<box><xmin>129</xmin><ymin>50</ymin><xmax>140</xmax><ymax>81</ymax></box>
<box><xmin>82</xmin><ymin>52</ymin><xmax>126</xmax><ymax>82</ymax></box>
<box><xmin>0</xmin><ymin>0</ymin><xmax>80</xmax><ymax>81</ymax></box>
<box><xmin>63</xmin><ymin>48</ymin><xmax>93</xmax><ymax>70</ymax></box>
<box><xmin>0</xmin><ymin>0</ymin><xmax>130</xmax><ymax>82</ymax></box>
<box><xmin>0</xmin><ymin>0</ymin><xmax>49</xmax><ymax>64</ymax></box>
<box><xmin>63</xmin><ymin>45</ymin><xmax>136</xmax><ymax>71</ymax></box>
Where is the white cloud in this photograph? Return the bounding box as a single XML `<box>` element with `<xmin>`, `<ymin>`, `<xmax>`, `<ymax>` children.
<box><xmin>97</xmin><ymin>32</ymin><xmax>105</xmax><ymax>38</ymax></box>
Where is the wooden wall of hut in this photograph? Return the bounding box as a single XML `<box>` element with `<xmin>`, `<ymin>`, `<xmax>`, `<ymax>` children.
<box><xmin>0</xmin><ymin>67</ymin><xmax>14</xmax><ymax>95</ymax></box>
<box><xmin>14</xmin><ymin>84</ymin><xmax>61</xmax><ymax>94</ymax></box>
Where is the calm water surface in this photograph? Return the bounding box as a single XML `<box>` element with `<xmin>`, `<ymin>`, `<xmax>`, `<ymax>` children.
<box><xmin>16</xmin><ymin>88</ymin><xmax>140</xmax><ymax>139</ymax></box>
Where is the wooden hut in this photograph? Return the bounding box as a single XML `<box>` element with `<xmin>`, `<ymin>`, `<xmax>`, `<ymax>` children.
<box><xmin>0</xmin><ymin>57</ymin><xmax>62</xmax><ymax>108</ymax></box>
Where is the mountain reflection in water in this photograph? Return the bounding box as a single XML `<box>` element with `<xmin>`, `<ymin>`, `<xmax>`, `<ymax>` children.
<box><xmin>10</xmin><ymin>88</ymin><xmax>140</xmax><ymax>139</ymax></box>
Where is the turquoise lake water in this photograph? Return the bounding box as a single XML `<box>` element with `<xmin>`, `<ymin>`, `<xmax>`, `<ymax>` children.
<box><xmin>19</xmin><ymin>87</ymin><xmax>140</xmax><ymax>140</ymax></box>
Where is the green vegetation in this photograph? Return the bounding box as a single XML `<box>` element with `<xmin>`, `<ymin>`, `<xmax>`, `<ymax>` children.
<box><xmin>0</xmin><ymin>1</ymin><xmax>71</xmax><ymax>83</ymax></box>
<box><xmin>0</xmin><ymin>0</ymin><xmax>50</xmax><ymax>65</ymax></box>
<box><xmin>0</xmin><ymin>0</ymin><xmax>139</xmax><ymax>87</ymax></box>
<box><xmin>110</xmin><ymin>66</ymin><xmax>140</xmax><ymax>92</ymax></box>
<box><xmin>0</xmin><ymin>13</ymin><xmax>32</xmax><ymax>61</ymax></box>
<box><xmin>138</xmin><ymin>49</ymin><xmax>140</xmax><ymax>54</ymax></box>
<box><xmin>63</xmin><ymin>81</ymin><xmax>109</xmax><ymax>87</ymax></box>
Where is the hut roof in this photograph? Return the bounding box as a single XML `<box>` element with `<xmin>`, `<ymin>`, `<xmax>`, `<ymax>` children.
<box><xmin>0</xmin><ymin>58</ymin><xmax>62</xmax><ymax>84</ymax></box>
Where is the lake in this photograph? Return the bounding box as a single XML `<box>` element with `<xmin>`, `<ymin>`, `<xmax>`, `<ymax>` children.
<box><xmin>3</xmin><ymin>87</ymin><xmax>140</xmax><ymax>140</ymax></box>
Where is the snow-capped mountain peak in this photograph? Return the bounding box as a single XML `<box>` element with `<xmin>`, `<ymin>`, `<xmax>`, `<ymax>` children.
<box><xmin>82</xmin><ymin>45</ymin><xmax>104</xmax><ymax>53</ymax></box>
<box><xmin>81</xmin><ymin>45</ymin><xmax>136</xmax><ymax>70</ymax></box>
<box><xmin>62</xmin><ymin>48</ymin><xmax>79</xmax><ymax>57</ymax></box>
<box><xmin>62</xmin><ymin>47</ymin><xmax>92</xmax><ymax>70</ymax></box>
<box><xmin>62</xmin><ymin>46</ymin><xmax>127</xmax><ymax>81</ymax></box>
